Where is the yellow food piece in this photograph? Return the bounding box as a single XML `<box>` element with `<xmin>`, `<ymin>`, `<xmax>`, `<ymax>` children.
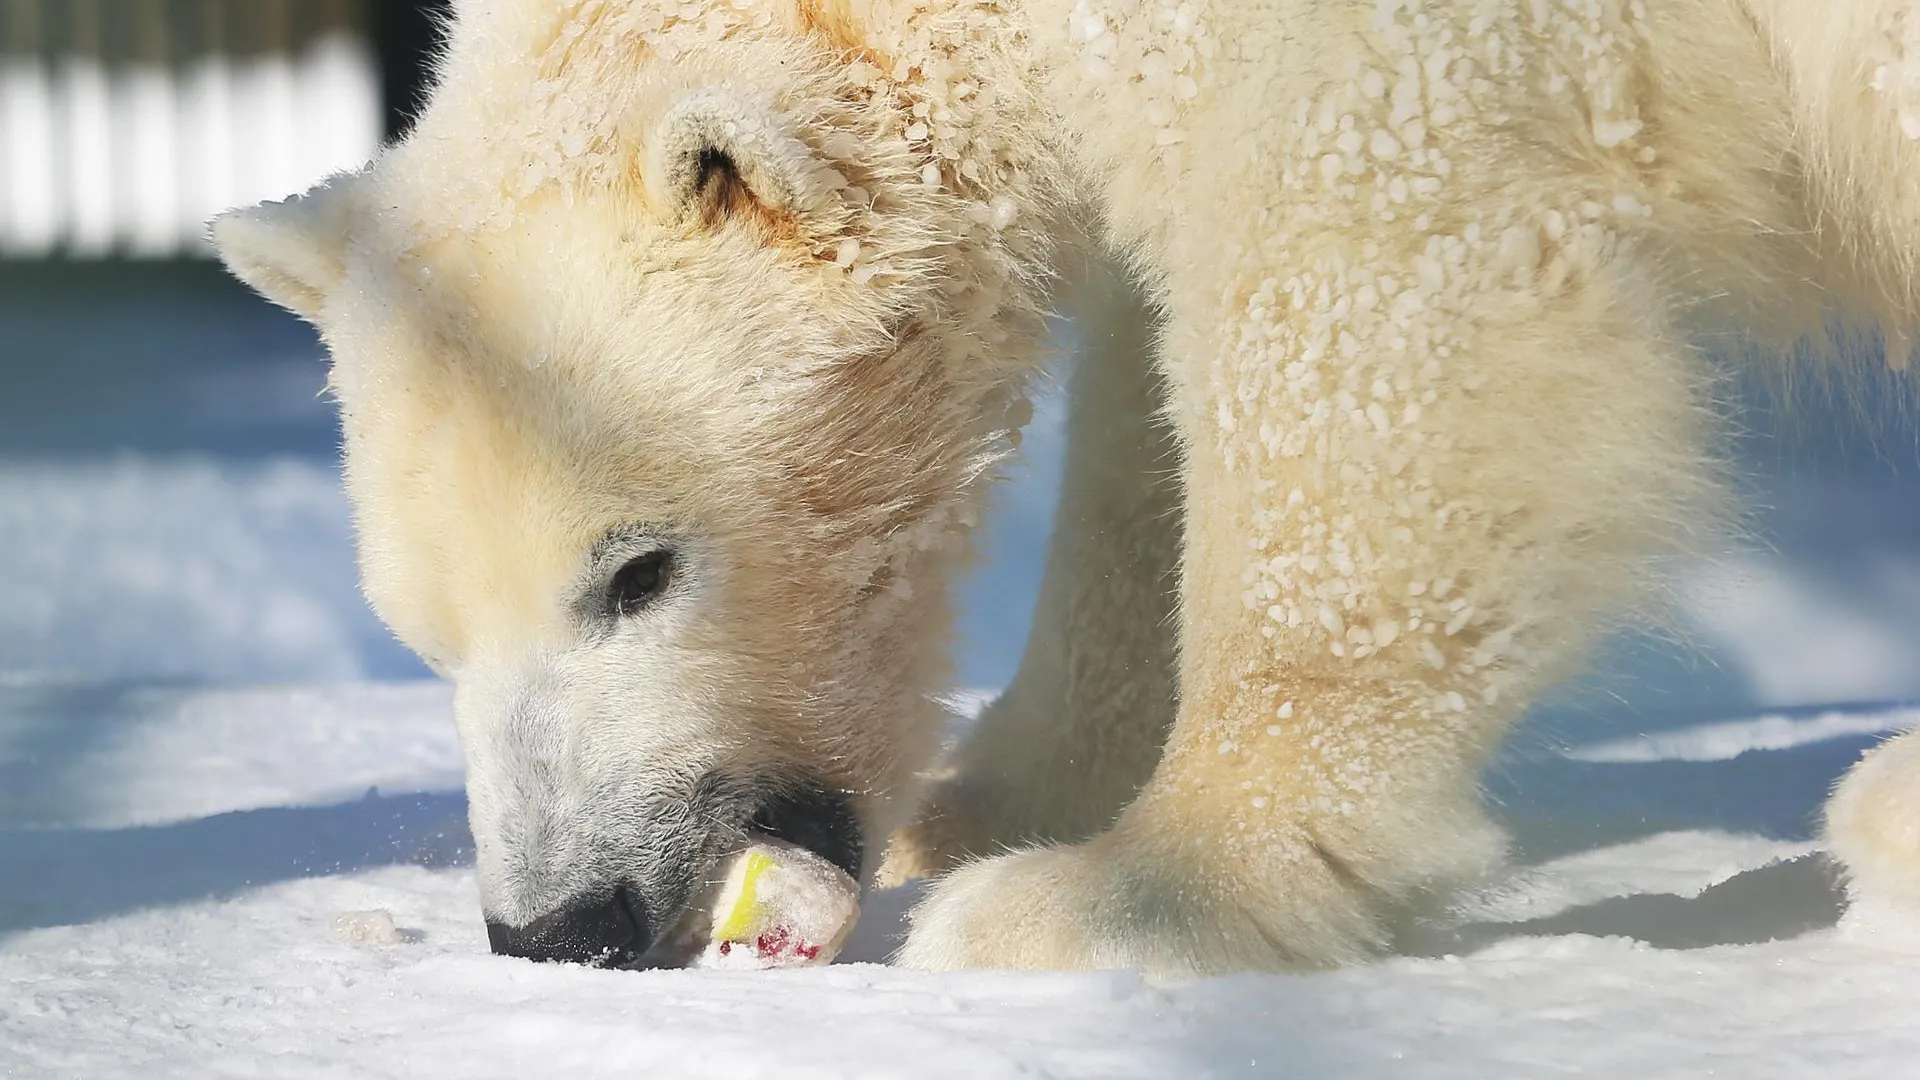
<box><xmin>712</xmin><ymin>849</ymin><xmax>776</xmax><ymax>942</ymax></box>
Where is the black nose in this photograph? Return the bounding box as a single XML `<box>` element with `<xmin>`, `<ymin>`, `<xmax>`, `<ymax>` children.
<box><xmin>486</xmin><ymin>889</ymin><xmax>648</xmax><ymax>966</ymax></box>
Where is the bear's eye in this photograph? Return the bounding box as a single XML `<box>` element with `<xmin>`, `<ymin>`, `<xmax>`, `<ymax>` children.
<box><xmin>608</xmin><ymin>550</ymin><xmax>673</xmax><ymax>617</ymax></box>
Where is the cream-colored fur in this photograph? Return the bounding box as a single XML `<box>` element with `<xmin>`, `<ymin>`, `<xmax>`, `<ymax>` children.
<box><xmin>215</xmin><ymin>0</ymin><xmax>1920</xmax><ymax>976</ymax></box>
<box><xmin>1829</xmin><ymin>729</ymin><xmax>1920</xmax><ymax>925</ymax></box>
<box><xmin>883</xmin><ymin>251</ymin><xmax>1183</xmax><ymax>879</ymax></box>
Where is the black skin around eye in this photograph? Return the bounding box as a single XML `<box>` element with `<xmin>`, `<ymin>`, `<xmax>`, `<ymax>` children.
<box><xmin>609</xmin><ymin>550</ymin><xmax>673</xmax><ymax>617</ymax></box>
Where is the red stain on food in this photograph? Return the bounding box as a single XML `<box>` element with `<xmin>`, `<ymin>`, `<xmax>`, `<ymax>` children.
<box><xmin>743</xmin><ymin>926</ymin><xmax>821</xmax><ymax>961</ymax></box>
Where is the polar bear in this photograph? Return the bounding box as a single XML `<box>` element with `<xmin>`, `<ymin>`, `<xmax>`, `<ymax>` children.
<box><xmin>214</xmin><ymin>0</ymin><xmax>1920</xmax><ymax>975</ymax></box>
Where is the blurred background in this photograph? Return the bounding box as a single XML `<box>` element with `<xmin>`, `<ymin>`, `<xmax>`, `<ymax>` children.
<box><xmin>1</xmin><ymin>0</ymin><xmax>434</xmax><ymax>259</ymax></box>
<box><xmin>3</xmin><ymin>0</ymin><xmax>1920</xmax><ymax>896</ymax></box>
<box><xmin>1</xmin><ymin>0</ymin><xmax>434</xmax><ymax>684</ymax></box>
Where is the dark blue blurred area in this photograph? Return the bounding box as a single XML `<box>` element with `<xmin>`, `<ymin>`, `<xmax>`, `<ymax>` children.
<box><xmin>0</xmin><ymin>261</ymin><xmax>339</xmax><ymax>459</ymax></box>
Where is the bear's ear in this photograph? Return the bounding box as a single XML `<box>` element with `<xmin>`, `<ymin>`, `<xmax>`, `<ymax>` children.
<box><xmin>209</xmin><ymin>176</ymin><xmax>362</xmax><ymax>322</ymax></box>
<box><xmin>647</xmin><ymin>88</ymin><xmax>837</xmax><ymax>238</ymax></box>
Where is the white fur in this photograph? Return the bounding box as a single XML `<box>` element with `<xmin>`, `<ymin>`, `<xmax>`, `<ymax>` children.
<box><xmin>215</xmin><ymin>0</ymin><xmax>1920</xmax><ymax>976</ymax></box>
<box><xmin>1829</xmin><ymin>730</ymin><xmax>1920</xmax><ymax>926</ymax></box>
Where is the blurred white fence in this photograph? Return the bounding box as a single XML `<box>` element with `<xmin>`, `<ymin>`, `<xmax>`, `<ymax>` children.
<box><xmin>0</xmin><ymin>0</ymin><xmax>380</xmax><ymax>258</ymax></box>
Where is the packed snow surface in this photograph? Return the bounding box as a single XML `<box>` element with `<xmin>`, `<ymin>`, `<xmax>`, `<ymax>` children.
<box><xmin>4</xmin><ymin>669</ymin><xmax>1918</xmax><ymax>1078</ymax></box>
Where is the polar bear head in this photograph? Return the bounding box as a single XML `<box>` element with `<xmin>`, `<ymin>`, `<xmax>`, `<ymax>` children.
<box><xmin>213</xmin><ymin>0</ymin><xmax>1061</xmax><ymax>965</ymax></box>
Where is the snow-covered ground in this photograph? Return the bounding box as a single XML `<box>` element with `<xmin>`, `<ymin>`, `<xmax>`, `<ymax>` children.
<box><xmin>3</xmin><ymin>265</ymin><xmax>1919</xmax><ymax>1077</ymax></box>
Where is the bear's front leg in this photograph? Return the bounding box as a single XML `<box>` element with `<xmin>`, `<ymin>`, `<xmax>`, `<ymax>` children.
<box><xmin>901</xmin><ymin>209</ymin><xmax>1723</xmax><ymax>973</ymax></box>
<box><xmin>895</xmin><ymin>484</ymin><xmax>1521</xmax><ymax>975</ymax></box>
<box><xmin>883</xmin><ymin>255</ymin><xmax>1182</xmax><ymax>883</ymax></box>
<box><xmin>896</xmin><ymin>676</ymin><xmax>1509</xmax><ymax>973</ymax></box>
<box><xmin>897</xmin><ymin>385</ymin><xmax>1527</xmax><ymax>969</ymax></box>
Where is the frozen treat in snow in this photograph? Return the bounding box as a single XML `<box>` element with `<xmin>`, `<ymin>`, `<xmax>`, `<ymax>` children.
<box><xmin>692</xmin><ymin>837</ymin><xmax>860</xmax><ymax>969</ymax></box>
